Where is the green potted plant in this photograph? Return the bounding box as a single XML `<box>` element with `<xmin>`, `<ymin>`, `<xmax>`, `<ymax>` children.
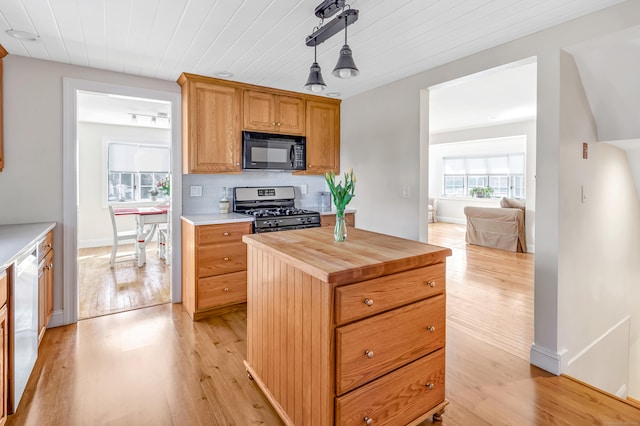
<box><xmin>469</xmin><ymin>186</ymin><xmax>494</xmax><ymax>198</ymax></box>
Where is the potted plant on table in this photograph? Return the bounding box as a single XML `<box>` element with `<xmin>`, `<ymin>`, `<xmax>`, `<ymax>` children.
<box><xmin>470</xmin><ymin>186</ymin><xmax>494</xmax><ymax>198</ymax></box>
<box><xmin>324</xmin><ymin>169</ymin><xmax>356</xmax><ymax>242</ymax></box>
<box><xmin>149</xmin><ymin>188</ymin><xmax>159</xmax><ymax>201</ymax></box>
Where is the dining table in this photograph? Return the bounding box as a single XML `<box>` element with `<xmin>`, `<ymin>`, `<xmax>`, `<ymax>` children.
<box><xmin>113</xmin><ymin>205</ymin><xmax>169</xmax><ymax>267</ymax></box>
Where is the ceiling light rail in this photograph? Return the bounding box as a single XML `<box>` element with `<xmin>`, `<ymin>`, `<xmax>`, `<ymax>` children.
<box><xmin>304</xmin><ymin>1</ymin><xmax>359</xmax><ymax>92</ymax></box>
<box><xmin>305</xmin><ymin>8</ymin><xmax>358</xmax><ymax>47</ymax></box>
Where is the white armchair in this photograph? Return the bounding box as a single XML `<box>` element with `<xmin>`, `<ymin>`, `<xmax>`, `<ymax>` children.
<box><xmin>428</xmin><ymin>197</ymin><xmax>437</xmax><ymax>223</ymax></box>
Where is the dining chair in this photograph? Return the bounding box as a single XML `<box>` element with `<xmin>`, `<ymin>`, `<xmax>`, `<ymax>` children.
<box><xmin>108</xmin><ymin>205</ymin><xmax>138</xmax><ymax>266</ymax></box>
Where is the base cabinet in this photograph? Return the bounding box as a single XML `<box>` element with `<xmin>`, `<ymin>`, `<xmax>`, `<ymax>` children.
<box><xmin>320</xmin><ymin>212</ymin><xmax>355</xmax><ymax>228</ymax></box>
<box><xmin>0</xmin><ymin>271</ymin><xmax>7</xmax><ymax>426</ymax></box>
<box><xmin>182</xmin><ymin>219</ymin><xmax>252</xmax><ymax>320</ymax></box>
<box><xmin>37</xmin><ymin>231</ymin><xmax>54</xmax><ymax>345</ymax></box>
<box><xmin>244</xmin><ymin>227</ymin><xmax>451</xmax><ymax>425</ymax></box>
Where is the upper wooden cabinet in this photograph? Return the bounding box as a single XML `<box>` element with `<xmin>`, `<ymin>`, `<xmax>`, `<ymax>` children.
<box><xmin>178</xmin><ymin>72</ymin><xmax>340</xmax><ymax>175</ymax></box>
<box><xmin>179</xmin><ymin>74</ymin><xmax>242</xmax><ymax>174</ymax></box>
<box><xmin>0</xmin><ymin>44</ymin><xmax>7</xmax><ymax>173</ymax></box>
<box><xmin>243</xmin><ymin>90</ymin><xmax>305</xmax><ymax>135</ymax></box>
<box><xmin>301</xmin><ymin>99</ymin><xmax>341</xmax><ymax>175</ymax></box>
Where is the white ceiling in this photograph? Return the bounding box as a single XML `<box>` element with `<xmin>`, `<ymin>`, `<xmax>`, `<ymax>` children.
<box><xmin>0</xmin><ymin>0</ymin><xmax>627</xmax><ymax>100</ymax></box>
<box><xmin>429</xmin><ymin>58</ymin><xmax>537</xmax><ymax>133</ymax></box>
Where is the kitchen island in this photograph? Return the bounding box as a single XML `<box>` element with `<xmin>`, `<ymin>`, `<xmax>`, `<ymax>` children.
<box><xmin>242</xmin><ymin>226</ymin><xmax>452</xmax><ymax>426</ymax></box>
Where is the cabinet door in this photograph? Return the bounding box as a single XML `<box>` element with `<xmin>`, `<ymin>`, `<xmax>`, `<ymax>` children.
<box><xmin>0</xmin><ymin>44</ymin><xmax>7</xmax><ymax>172</ymax></box>
<box><xmin>45</xmin><ymin>249</ymin><xmax>54</xmax><ymax>326</ymax></box>
<box><xmin>183</xmin><ymin>81</ymin><xmax>241</xmax><ymax>173</ymax></box>
<box><xmin>301</xmin><ymin>100</ymin><xmax>340</xmax><ymax>175</ymax></box>
<box><xmin>243</xmin><ymin>90</ymin><xmax>276</xmax><ymax>132</ymax></box>
<box><xmin>0</xmin><ymin>305</ymin><xmax>6</xmax><ymax>425</ymax></box>
<box><xmin>275</xmin><ymin>95</ymin><xmax>305</xmax><ymax>135</ymax></box>
<box><xmin>38</xmin><ymin>261</ymin><xmax>46</xmax><ymax>345</ymax></box>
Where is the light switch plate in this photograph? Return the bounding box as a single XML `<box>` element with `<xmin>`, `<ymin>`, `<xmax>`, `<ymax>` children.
<box><xmin>190</xmin><ymin>185</ymin><xmax>203</xmax><ymax>197</ymax></box>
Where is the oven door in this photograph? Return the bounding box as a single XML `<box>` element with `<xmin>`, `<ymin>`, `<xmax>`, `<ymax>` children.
<box><xmin>243</xmin><ymin>132</ymin><xmax>306</xmax><ymax>171</ymax></box>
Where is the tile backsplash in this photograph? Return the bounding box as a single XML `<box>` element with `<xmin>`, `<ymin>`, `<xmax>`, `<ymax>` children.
<box><xmin>182</xmin><ymin>172</ymin><xmax>329</xmax><ymax>215</ymax></box>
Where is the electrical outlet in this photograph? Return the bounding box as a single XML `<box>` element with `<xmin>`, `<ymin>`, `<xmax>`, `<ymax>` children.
<box><xmin>301</xmin><ymin>184</ymin><xmax>308</xmax><ymax>195</ymax></box>
<box><xmin>190</xmin><ymin>185</ymin><xmax>203</xmax><ymax>197</ymax></box>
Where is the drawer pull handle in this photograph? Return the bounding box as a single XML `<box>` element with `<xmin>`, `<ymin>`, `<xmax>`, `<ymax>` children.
<box><xmin>223</xmin><ymin>257</ymin><xmax>230</xmax><ymax>261</ymax></box>
<box><xmin>223</xmin><ymin>232</ymin><xmax>230</xmax><ymax>236</ymax></box>
<box><xmin>363</xmin><ymin>298</ymin><xmax>374</xmax><ymax>306</ymax></box>
<box><xmin>364</xmin><ymin>350</ymin><xmax>374</xmax><ymax>359</ymax></box>
<box><xmin>224</xmin><ymin>287</ymin><xmax>229</xmax><ymax>292</ymax></box>
<box><xmin>427</xmin><ymin>325</ymin><xmax>436</xmax><ymax>333</ymax></box>
<box><xmin>427</xmin><ymin>280</ymin><xmax>436</xmax><ymax>288</ymax></box>
<box><xmin>363</xmin><ymin>416</ymin><xmax>373</xmax><ymax>425</ymax></box>
<box><xmin>425</xmin><ymin>382</ymin><xmax>435</xmax><ymax>390</ymax></box>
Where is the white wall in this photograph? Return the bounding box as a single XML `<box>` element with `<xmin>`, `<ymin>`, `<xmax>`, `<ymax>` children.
<box><xmin>0</xmin><ymin>55</ymin><xmax>179</xmax><ymax>317</ymax></box>
<box><xmin>77</xmin><ymin>122</ymin><xmax>170</xmax><ymax>247</ymax></box>
<box><xmin>340</xmin><ymin>0</ymin><xmax>640</xmax><ymax>394</ymax></box>
<box><xmin>557</xmin><ymin>51</ymin><xmax>640</xmax><ymax>397</ymax></box>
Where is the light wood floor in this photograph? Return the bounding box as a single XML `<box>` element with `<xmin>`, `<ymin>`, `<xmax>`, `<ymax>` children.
<box><xmin>78</xmin><ymin>243</ymin><xmax>171</xmax><ymax>319</ymax></box>
<box><xmin>8</xmin><ymin>223</ymin><xmax>640</xmax><ymax>425</ymax></box>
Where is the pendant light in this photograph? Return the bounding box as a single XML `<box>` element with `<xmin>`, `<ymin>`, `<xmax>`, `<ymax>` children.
<box><xmin>304</xmin><ymin>43</ymin><xmax>327</xmax><ymax>93</ymax></box>
<box><xmin>332</xmin><ymin>15</ymin><xmax>358</xmax><ymax>79</ymax></box>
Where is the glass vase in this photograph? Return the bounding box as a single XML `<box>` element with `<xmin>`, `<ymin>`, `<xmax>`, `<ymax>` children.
<box><xmin>334</xmin><ymin>209</ymin><xmax>347</xmax><ymax>242</ymax></box>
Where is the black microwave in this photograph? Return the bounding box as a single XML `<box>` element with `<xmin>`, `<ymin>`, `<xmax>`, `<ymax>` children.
<box><xmin>242</xmin><ymin>131</ymin><xmax>306</xmax><ymax>171</ymax></box>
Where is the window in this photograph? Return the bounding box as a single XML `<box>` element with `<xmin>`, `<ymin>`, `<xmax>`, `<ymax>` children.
<box><xmin>107</xmin><ymin>142</ymin><xmax>170</xmax><ymax>202</ymax></box>
<box><xmin>442</xmin><ymin>153</ymin><xmax>525</xmax><ymax>199</ymax></box>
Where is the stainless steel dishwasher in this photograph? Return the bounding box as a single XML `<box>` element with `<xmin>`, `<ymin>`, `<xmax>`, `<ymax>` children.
<box><xmin>12</xmin><ymin>247</ymin><xmax>38</xmax><ymax>411</ymax></box>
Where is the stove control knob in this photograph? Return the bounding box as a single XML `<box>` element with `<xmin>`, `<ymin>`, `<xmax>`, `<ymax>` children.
<box><xmin>265</xmin><ymin>221</ymin><xmax>272</xmax><ymax>226</ymax></box>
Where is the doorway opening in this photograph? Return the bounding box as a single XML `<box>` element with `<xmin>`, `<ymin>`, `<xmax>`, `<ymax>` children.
<box><xmin>62</xmin><ymin>78</ymin><xmax>182</xmax><ymax>326</ymax></box>
<box><xmin>76</xmin><ymin>91</ymin><xmax>173</xmax><ymax>319</ymax></box>
<box><xmin>426</xmin><ymin>57</ymin><xmax>537</xmax><ymax>253</ymax></box>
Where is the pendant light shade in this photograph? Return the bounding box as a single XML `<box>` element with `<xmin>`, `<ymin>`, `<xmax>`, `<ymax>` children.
<box><xmin>333</xmin><ymin>44</ymin><xmax>359</xmax><ymax>78</ymax></box>
<box><xmin>305</xmin><ymin>45</ymin><xmax>327</xmax><ymax>93</ymax></box>
<box><xmin>332</xmin><ymin>14</ymin><xmax>358</xmax><ymax>79</ymax></box>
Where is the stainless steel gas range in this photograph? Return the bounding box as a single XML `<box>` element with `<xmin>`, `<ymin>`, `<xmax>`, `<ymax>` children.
<box><xmin>233</xmin><ymin>186</ymin><xmax>321</xmax><ymax>233</ymax></box>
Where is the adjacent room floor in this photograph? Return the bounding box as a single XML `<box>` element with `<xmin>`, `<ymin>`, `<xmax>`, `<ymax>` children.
<box><xmin>77</xmin><ymin>243</ymin><xmax>170</xmax><ymax>319</ymax></box>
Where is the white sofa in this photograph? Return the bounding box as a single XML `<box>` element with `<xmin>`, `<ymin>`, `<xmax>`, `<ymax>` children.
<box><xmin>463</xmin><ymin>197</ymin><xmax>527</xmax><ymax>252</ymax></box>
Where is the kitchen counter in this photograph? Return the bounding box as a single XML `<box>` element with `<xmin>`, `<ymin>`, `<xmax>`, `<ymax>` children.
<box><xmin>180</xmin><ymin>213</ymin><xmax>254</xmax><ymax>226</ymax></box>
<box><xmin>319</xmin><ymin>208</ymin><xmax>357</xmax><ymax>216</ymax></box>
<box><xmin>0</xmin><ymin>222</ymin><xmax>56</xmax><ymax>269</ymax></box>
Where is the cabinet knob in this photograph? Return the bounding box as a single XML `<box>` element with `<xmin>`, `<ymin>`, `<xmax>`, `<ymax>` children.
<box><xmin>363</xmin><ymin>417</ymin><xmax>373</xmax><ymax>425</ymax></box>
<box><xmin>236</xmin><ymin>162</ymin><xmax>240</xmax><ymax>166</ymax></box>
<box><xmin>224</xmin><ymin>287</ymin><xmax>229</xmax><ymax>292</ymax></box>
<box><xmin>425</xmin><ymin>382</ymin><xmax>435</xmax><ymax>390</ymax></box>
<box><xmin>363</xmin><ymin>298</ymin><xmax>374</xmax><ymax>306</ymax></box>
<box><xmin>364</xmin><ymin>350</ymin><xmax>374</xmax><ymax>359</ymax></box>
<box><xmin>223</xmin><ymin>232</ymin><xmax>230</xmax><ymax>236</ymax></box>
<box><xmin>427</xmin><ymin>325</ymin><xmax>436</xmax><ymax>333</ymax></box>
<box><xmin>223</xmin><ymin>257</ymin><xmax>230</xmax><ymax>261</ymax></box>
<box><xmin>427</xmin><ymin>280</ymin><xmax>436</xmax><ymax>288</ymax></box>
<box><xmin>49</xmin><ymin>263</ymin><xmax>53</xmax><ymax>269</ymax></box>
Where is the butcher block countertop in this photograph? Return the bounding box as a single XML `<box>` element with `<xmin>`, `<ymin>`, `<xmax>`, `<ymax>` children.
<box><xmin>242</xmin><ymin>226</ymin><xmax>451</xmax><ymax>286</ymax></box>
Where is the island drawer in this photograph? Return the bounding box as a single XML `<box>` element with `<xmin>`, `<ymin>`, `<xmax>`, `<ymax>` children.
<box><xmin>336</xmin><ymin>294</ymin><xmax>445</xmax><ymax>395</ymax></box>
<box><xmin>197</xmin><ymin>271</ymin><xmax>247</xmax><ymax>310</ymax></box>
<box><xmin>198</xmin><ymin>222</ymin><xmax>252</xmax><ymax>245</ymax></box>
<box><xmin>335</xmin><ymin>263</ymin><xmax>445</xmax><ymax>325</ymax></box>
<box><xmin>335</xmin><ymin>349</ymin><xmax>445</xmax><ymax>426</ymax></box>
<box><xmin>197</xmin><ymin>242</ymin><xmax>247</xmax><ymax>277</ymax></box>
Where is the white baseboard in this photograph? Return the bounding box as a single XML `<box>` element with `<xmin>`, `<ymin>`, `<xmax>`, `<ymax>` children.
<box><xmin>530</xmin><ymin>344</ymin><xmax>566</xmax><ymax>375</ymax></box>
<box><xmin>47</xmin><ymin>309</ymin><xmax>66</xmax><ymax>328</ymax></box>
<box><xmin>79</xmin><ymin>238</ymin><xmax>112</xmax><ymax>249</ymax></box>
<box><xmin>616</xmin><ymin>384</ymin><xmax>628</xmax><ymax>399</ymax></box>
<box><xmin>435</xmin><ymin>217</ymin><xmax>466</xmax><ymax>225</ymax></box>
